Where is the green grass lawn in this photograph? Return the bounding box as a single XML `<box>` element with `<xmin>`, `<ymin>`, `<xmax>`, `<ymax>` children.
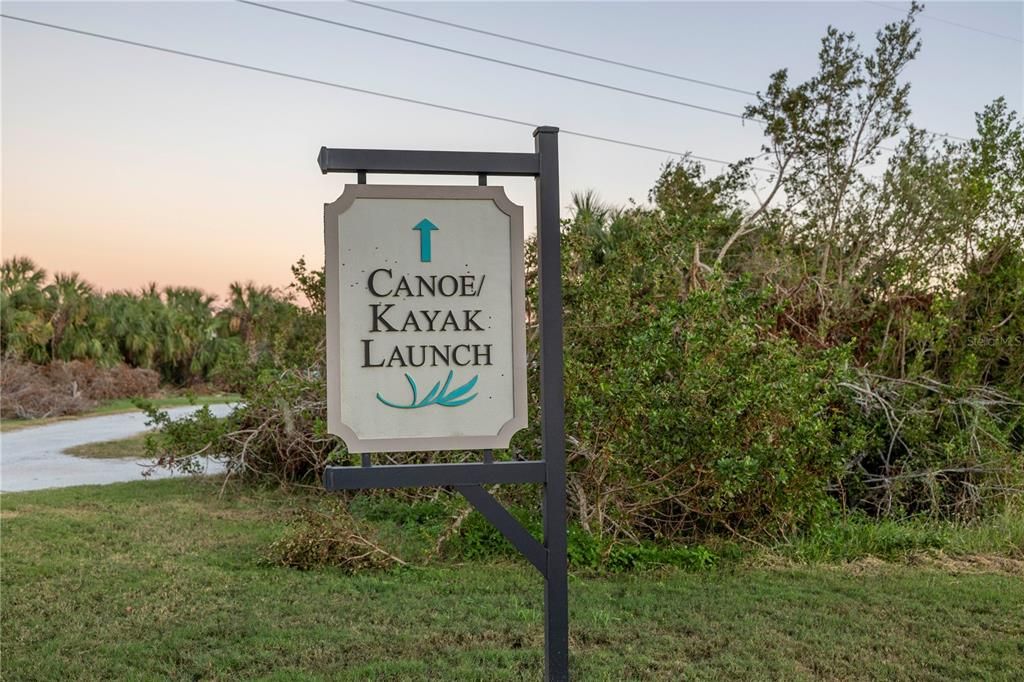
<box><xmin>62</xmin><ymin>431</ymin><xmax>152</xmax><ymax>459</ymax></box>
<box><xmin>0</xmin><ymin>394</ymin><xmax>240</xmax><ymax>433</ymax></box>
<box><xmin>2</xmin><ymin>479</ymin><xmax>1022</xmax><ymax>681</ymax></box>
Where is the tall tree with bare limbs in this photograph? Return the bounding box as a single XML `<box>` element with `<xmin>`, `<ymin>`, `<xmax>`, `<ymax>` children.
<box><xmin>718</xmin><ymin>3</ymin><xmax>923</xmax><ymax>283</ymax></box>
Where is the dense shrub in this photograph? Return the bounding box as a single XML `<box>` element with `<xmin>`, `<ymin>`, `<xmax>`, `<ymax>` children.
<box><xmin>941</xmin><ymin>239</ymin><xmax>1024</xmax><ymax>400</ymax></box>
<box><xmin>599</xmin><ymin>296</ymin><xmax>858</xmax><ymax>536</ymax></box>
<box><xmin>145</xmin><ymin>8</ymin><xmax>1022</xmax><ymax>557</ymax></box>
<box><xmin>546</xmin><ymin>218</ymin><xmax>866</xmax><ymax>539</ymax></box>
<box><xmin>146</xmin><ymin>225</ymin><xmax>1021</xmax><ymax>544</ymax></box>
<box><xmin>840</xmin><ymin>373</ymin><xmax>1023</xmax><ymax>519</ymax></box>
<box><xmin>140</xmin><ymin>364</ymin><xmax>335</xmax><ymax>481</ymax></box>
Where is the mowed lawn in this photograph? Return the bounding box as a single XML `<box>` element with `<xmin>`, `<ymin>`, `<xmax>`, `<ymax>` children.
<box><xmin>2</xmin><ymin>479</ymin><xmax>1022</xmax><ymax>681</ymax></box>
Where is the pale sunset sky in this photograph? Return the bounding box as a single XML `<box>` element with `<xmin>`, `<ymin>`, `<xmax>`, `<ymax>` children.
<box><xmin>2</xmin><ymin>1</ymin><xmax>1021</xmax><ymax>299</ymax></box>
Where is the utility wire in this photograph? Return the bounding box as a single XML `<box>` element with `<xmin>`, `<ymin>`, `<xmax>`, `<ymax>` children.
<box><xmin>234</xmin><ymin>0</ymin><xmax>756</xmax><ymax>122</ymax></box>
<box><xmin>239</xmin><ymin>1</ymin><xmax>971</xmax><ymax>144</ymax></box>
<box><xmin>346</xmin><ymin>0</ymin><xmax>758</xmax><ymax>96</ymax></box>
<box><xmin>864</xmin><ymin>1</ymin><xmax>1023</xmax><ymax>43</ymax></box>
<box><xmin>0</xmin><ymin>13</ymin><xmax>774</xmax><ymax>173</ymax></box>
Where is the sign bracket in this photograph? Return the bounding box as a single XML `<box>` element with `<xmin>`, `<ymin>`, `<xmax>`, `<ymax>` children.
<box><xmin>319</xmin><ymin>127</ymin><xmax>568</xmax><ymax>681</ymax></box>
<box><xmin>456</xmin><ymin>484</ymin><xmax>547</xmax><ymax>577</ymax></box>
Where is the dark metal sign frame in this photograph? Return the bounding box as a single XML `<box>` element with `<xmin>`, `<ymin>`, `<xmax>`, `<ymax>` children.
<box><xmin>318</xmin><ymin>127</ymin><xmax>568</xmax><ymax>681</ymax></box>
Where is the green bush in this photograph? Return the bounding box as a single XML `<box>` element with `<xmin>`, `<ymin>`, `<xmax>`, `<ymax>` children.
<box><xmin>442</xmin><ymin>504</ymin><xmax>716</xmax><ymax>572</ymax></box>
<box><xmin>537</xmin><ymin>200</ymin><xmax>866</xmax><ymax>540</ymax></box>
<box><xmin>141</xmin><ymin>401</ymin><xmax>232</xmax><ymax>475</ymax></box>
<box><xmin>565</xmin><ymin>282</ymin><xmax>862</xmax><ymax>539</ymax></box>
<box><xmin>143</xmin><ymin>365</ymin><xmax>338</xmax><ymax>482</ymax></box>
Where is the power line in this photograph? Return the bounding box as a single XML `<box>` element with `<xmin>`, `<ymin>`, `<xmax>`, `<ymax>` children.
<box><xmin>863</xmin><ymin>1</ymin><xmax>1023</xmax><ymax>43</ymax></box>
<box><xmin>0</xmin><ymin>13</ymin><xmax>774</xmax><ymax>173</ymax></box>
<box><xmin>238</xmin><ymin>1</ymin><xmax>971</xmax><ymax>145</ymax></box>
<box><xmin>346</xmin><ymin>0</ymin><xmax>758</xmax><ymax>97</ymax></box>
<box><xmin>234</xmin><ymin>0</ymin><xmax>754</xmax><ymax>122</ymax></box>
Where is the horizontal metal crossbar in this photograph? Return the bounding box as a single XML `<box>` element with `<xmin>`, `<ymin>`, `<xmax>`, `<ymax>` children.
<box><xmin>322</xmin><ymin>460</ymin><xmax>546</xmax><ymax>490</ymax></box>
<box><xmin>317</xmin><ymin>147</ymin><xmax>540</xmax><ymax>176</ymax></box>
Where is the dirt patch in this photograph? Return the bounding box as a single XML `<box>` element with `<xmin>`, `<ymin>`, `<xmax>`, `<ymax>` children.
<box><xmin>0</xmin><ymin>505</ymin><xmax>103</xmax><ymax>522</ymax></box>
<box><xmin>47</xmin><ymin>507</ymin><xmax>103</xmax><ymax>522</ymax></box>
<box><xmin>824</xmin><ymin>552</ymin><xmax>1024</xmax><ymax>577</ymax></box>
<box><xmin>751</xmin><ymin>551</ymin><xmax>1024</xmax><ymax>577</ymax></box>
<box><xmin>908</xmin><ymin>551</ymin><xmax>1024</xmax><ymax>576</ymax></box>
<box><xmin>0</xmin><ymin>504</ymin><xmax>46</xmax><ymax>519</ymax></box>
<box><xmin>740</xmin><ymin>552</ymin><xmax>799</xmax><ymax>570</ymax></box>
<box><xmin>837</xmin><ymin>556</ymin><xmax>893</xmax><ymax>575</ymax></box>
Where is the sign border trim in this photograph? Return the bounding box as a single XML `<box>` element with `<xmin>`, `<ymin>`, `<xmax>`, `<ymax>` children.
<box><xmin>325</xmin><ymin>183</ymin><xmax>528</xmax><ymax>453</ymax></box>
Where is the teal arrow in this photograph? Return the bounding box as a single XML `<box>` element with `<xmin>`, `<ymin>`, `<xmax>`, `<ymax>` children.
<box><xmin>413</xmin><ymin>218</ymin><xmax>438</xmax><ymax>262</ymax></box>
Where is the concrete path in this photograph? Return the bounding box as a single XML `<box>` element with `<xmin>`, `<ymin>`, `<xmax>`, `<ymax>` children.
<box><xmin>0</xmin><ymin>404</ymin><xmax>236</xmax><ymax>493</ymax></box>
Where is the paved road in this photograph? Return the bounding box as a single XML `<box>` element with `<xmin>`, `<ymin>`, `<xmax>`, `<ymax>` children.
<box><xmin>0</xmin><ymin>404</ymin><xmax>235</xmax><ymax>493</ymax></box>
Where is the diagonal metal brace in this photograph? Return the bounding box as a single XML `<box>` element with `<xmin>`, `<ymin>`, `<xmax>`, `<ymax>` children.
<box><xmin>456</xmin><ymin>484</ymin><xmax>547</xmax><ymax>578</ymax></box>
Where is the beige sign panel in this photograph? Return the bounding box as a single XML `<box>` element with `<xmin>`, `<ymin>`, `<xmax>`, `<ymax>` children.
<box><xmin>325</xmin><ymin>185</ymin><xmax>528</xmax><ymax>453</ymax></box>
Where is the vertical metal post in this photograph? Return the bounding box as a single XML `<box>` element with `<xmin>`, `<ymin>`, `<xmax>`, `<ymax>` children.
<box><xmin>320</xmin><ymin>134</ymin><xmax>566</xmax><ymax>676</ymax></box>
<box><xmin>534</xmin><ymin>126</ymin><xmax>568</xmax><ymax>681</ymax></box>
<box><xmin>357</xmin><ymin>166</ymin><xmax>368</xmax><ymax>471</ymax></box>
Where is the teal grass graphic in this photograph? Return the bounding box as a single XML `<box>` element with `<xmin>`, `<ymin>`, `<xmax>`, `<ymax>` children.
<box><xmin>377</xmin><ymin>370</ymin><xmax>478</xmax><ymax>408</ymax></box>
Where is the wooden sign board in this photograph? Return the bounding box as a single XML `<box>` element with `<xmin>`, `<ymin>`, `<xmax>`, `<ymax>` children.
<box><xmin>324</xmin><ymin>185</ymin><xmax>528</xmax><ymax>453</ymax></box>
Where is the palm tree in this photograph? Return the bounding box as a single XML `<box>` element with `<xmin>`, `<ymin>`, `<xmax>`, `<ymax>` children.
<box><xmin>571</xmin><ymin>190</ymin><xmax>626</xmax><ymax>266</ymax></box>
<box><xmin>163</xmin><ymin>286</ymin><xmax>216</xmax><ymax>382</ymax></box>
<box><xmin>104</xmin><ymin>291</ymin><xmax>158</xmax><ymax>368</ymax></box>
<box><xmin>222</xmin><ymin>281</ymin><xmax>279</xmax><ymax>361</ymax></box>
<box><xmin>571</xmin><ymin>190</ymin><xmax>608</xmax><ymax>230</ymax></box>
<box><xmin>1</xmin><ymin>257</ymin><xmax>53</xmax><ymax>362</ymax></box>
<box><xmin>46</xmin><ymin>272</ymin><xmax>106</xmax><ymax>361</ymax></box>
